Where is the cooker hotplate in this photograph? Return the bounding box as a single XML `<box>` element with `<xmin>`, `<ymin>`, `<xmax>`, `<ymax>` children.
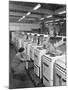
<box><xmin>46</xmin><ymin>51</ymin><xmax>63</xmax><ymax>57</ymax></box>
<box><xmin>37</xmin><ymin>47</ymin><xmax>44</xmax><ymax>50</ymax></box>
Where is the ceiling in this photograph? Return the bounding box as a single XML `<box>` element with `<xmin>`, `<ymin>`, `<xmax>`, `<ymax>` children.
<box><xmin>9</xmin><ymin>1</ymin><xmax>66</xmax><ymax>24</ymax></box>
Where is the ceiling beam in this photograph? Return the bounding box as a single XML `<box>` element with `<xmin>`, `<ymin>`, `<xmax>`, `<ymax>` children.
<box><xmin>9</xmin><ymin>11</ymin><xmax>41</xmax><ymax>18</ymax></box>
<box><xmin>9</xmin><ymin>11</ymin><xmax>26</xmax><ymax>17</ymax></box>
<box><xmin>10</xmin><ymin>15</ymin><xmax>39</xmax><ymax>19</ymax></box>
<box><xmin>9</xmin><ymin>3</ymin><xmax>54</xmax><ymax>15</ymax></box>
<box><xmin>10</xmin><ymin>9</ymin><xmax>45</xmax><ymax>15</ymax></box>
<box><xmin>9</xmin><ymin>15</ymin><xmax>39</xmax><ymax>23</ymax></box>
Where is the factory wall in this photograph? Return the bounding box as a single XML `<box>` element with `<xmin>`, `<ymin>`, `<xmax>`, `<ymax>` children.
<box><xmin>9</xmin><ymin>23</ymin><xmax>40</xmax><ymax>31</ymax></box>
<box><xmin>9</xmin><ymin>22</ymin><xmax>66</xmax><ymax>36</ymax></box>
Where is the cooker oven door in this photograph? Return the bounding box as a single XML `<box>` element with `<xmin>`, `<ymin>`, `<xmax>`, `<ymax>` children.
<box><xmin>43</xmin><ymin>62</ymin><xmax>50</xmax><ymax>86</ymax></box>
<box><xmin>55</xmin><ymin>64</ymin><xmax>66</xmax><ymax>86</ymax></box>
<box><xmin>34</xmin><ymin>64</ymin><xmax>40</xmax><ymax>77</ymax></box>
<box><xmin>42</xmin><ymin>56</ymin><xmax>52</xmax><ymax>80</ymax></box>
<box><xmin>30</xmin><ymin>49</ymin><xmax>32</xmax><ymax>60</ymax></box>
<box><xmin>34</xmin><ymin>53</ymin><xmax>39</xmax><ymax>66</ymax></box>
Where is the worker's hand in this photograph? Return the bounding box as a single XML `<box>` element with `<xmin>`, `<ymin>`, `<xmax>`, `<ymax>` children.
<box><xmin>20</xmin><ymin>53</ymin><xmax>29</xmax><ymax>61</ymax></box>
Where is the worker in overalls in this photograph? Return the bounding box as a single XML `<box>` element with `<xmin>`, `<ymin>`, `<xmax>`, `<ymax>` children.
<box><xmin>10</xmin><ymin>47</ymin><xmax>28</xmax><ymax>80</ymax></box>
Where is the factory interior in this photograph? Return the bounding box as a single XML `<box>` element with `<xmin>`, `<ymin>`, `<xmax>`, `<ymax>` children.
<box><xmin>9</xmin><ymin>1</ymin><xmax>66</xmax><ymax>89</ymax></box>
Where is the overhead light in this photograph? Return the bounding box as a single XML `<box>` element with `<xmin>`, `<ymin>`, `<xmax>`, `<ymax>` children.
<box><xmin>18</xmin><ymin>18</ymin><xmax>22</xmax><ymax>22</ymax></box>
<box><xmin>45</xmin><ymin>24</ymin><xmax>48</xmax><ymax>26</ymax></box>
<box><xmin>63</xmin><ymin>18</ymin><xmax>66</xmax><ymax>20</ymax></box>
<box><xmin>45</xmin><ymin>21</ymin><xmax>48</xmax><ymax>23</ymax></box>
<box><xmin>26</xmin><ymin>12</ymin><xmax>31</xmax><ymax>16</ymax></box>
<box><xmin>33</xmin><ymin>4</ymin><xmax>41</xmax><ymax>10</ymax></box>
<box><xmin>31</xmin><ymin>33</ymin><xmax>34</xmax><ymax>35</ymax></box>
<box><xmin>46</xmin><ymin>15</ymin><xmax>52</xmax><ymax>18</ymax></box>
<box><xmin>45</xmin><ymin>20</ymin><xmax>53</xmax><ymax>23</ymax></box>
<box><xmin>49</xmin><ymin>23</ymin><xmax>53</xmax><ymax>25</ymax></box>
<box><xmin>18</xmin><ymin>16</ymin><xmax>25</xmax><ymax>22</ymax></box>
<box><xmin>55</xmin><ymin>19</ymin><xmax>60</xmax><ymax>21</ymax></box>
<box><xmin>58</xmin><ymin>11</ymin><xmax>66</xmax><ymax>14</ymax></box>
<box><xmin>44</xmin><ymin>35</ymin><xmax>48</xmax><ymax>37</ymax></box>
<box><xmin>40</xmin><ymin>18</ymin><xmax>44</xmax><ymax>20</ymax></box>
<box><xmin>48</xmin><ymin>20</ymin><xmax>53</xmax><ymax>22</ymax></box>
<box><xmin>55</xmin><ymin>23</ymin><xmax>58</xmax><ymax>24</ymax></box>
<box><xmin>60</xmin><ymin>22</ymin><xmax>64</xmax><ymax>24</ymax></box>
<box><xmin>22</xmin><ymin>16</ymin><xmax>25</xmax><ymax>19</ymax></box>
<box><xmin>37</xmin><ymin>34</ymin><xmax>40</xmax><ymax>36</ymax></box>
<box><xmin>27</xmin><ymin>33</ymin><xmax>30</xmax><ymax>35</ymax></box>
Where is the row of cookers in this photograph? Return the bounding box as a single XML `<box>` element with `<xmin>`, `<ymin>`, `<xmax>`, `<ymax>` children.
<box><xmin>21</xmin><ymin>38</ymin><xmax>66</xmax><ymax>87</ymax></box>
<box><xmin>11</xmin><ymin>32</ymin><xmax>66</xmax><ymax>87</ymax></box>
<box><xmin>25</xmin><ymin>41</ymin><xmax>66</xmax><ymax>87</ymax></box>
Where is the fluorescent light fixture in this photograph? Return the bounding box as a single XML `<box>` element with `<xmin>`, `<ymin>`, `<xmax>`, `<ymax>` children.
<box><xmin>55</xmin><ymin>19</ymin><xmax>60</xmax><ymax>21</ymax></box>
<box><xmin>40</xmin><ymin>18</ymin><xmax>44</xmax><ymax>20</ymax></box>
<box><xmin>31</xmin><ymin>33</ymin><xmax>34</xmax><ymax>35</ymax></box>
<box><xmin>27</xmin><ymin>33</ymin><xmax>30</xmax><ymax>35</ymax></box>
<box><xmin>22</xmin><ymin>16</ymin><xmax>25</xmax><ymax>19</ymax></box>
<box><xmin>44</xmin><ymin>35</ymin><xmax>48</xmax><ymax>37</ymax></box>
<box><xmin>48</xmin><ymin>20</ymin><xmax>53</xmax><ymax>22</ymax></box>
<box><xmin>18</xmin><ymin>18</ymin><xmax>22</xmax><ymax>22</ymax></box>
<box><xmin>63</xmin><ymin>18</ymin><xmax>66</xmax><ymax>20</ymax></box>
<box><xmin>60</xmin><ymin>22</ymin><xmax>64</xmax><ymax>24</ymax></box>
<box><xmin>46</xmin><ymin>15</ymin><xmax>52</xmax><ymax>18</ymax></box>
<box><xmin>58</xmin><ymin>11</ymin><xmax>66</xmax><ymax>14</ymax></box>
<box><xmin>18</xmin><ymin>19</ymin><xmax>21</xmax><ymax>22</ymax></box>
<box><xmin>45</xmin><ymin>24</ymin><xmax>48</xmax><ymax>25</ymax></box>
<box><xmin>45</xmin><ymin>20</ymin><xmax>53</xmax><ymax>23</ymax></box>
<box><xmin>18</xmin><ymin>16</ymin><xmax>25</xmax><ymax>22</ymax></box>
<box><xmin>26</xmin><ymin>12</ymin><xmax>31</xmax><ymax>16</ymax></box>
<box><xmin>45</xmin><ymin>21</ymin><xmax>49</xmax><ymax>23</ymax></box>
<box><xmin>33</xmin><ymin>4</ymin><xmax>41</xmax><ymax>10</ymax></box>
<box><xmin>37</xmin><ymin>34</ymin><xmax>40</xmax><ymax>36</ymax></box>
<box><xmin>49</xmin><ymin>23</ymin><xmax>53</xmax><ymax>25</ymax></box>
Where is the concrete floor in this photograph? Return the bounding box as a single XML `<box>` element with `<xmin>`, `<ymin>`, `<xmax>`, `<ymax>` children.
<box><xmin>9</xmin><ymin>45</ymin><xmax>34</xmax><ymax>89</ymax></box>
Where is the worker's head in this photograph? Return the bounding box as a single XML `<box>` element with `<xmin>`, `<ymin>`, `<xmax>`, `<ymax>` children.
<box><xmin>48</xmin><ymin>24</ymin><xmax>57</xmax><ymax>37</ymax></box>
<box><xmin>18</xmin><ymin>48</ymin><xmax>24</xmax><ymax>53</ymax></box>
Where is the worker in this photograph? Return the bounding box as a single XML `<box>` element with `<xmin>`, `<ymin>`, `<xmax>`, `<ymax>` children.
<box><xmin>43</xmin><ymin>24</ymin><xmax>55</xmax><ymax>49</ymax></box>
<box><xmin>11</xmin><ymin>47</ymin><xmax>28</xmax><ymax>75</ymax></box>
<box><xmin>43</xmin><ymin>24</ymin><xmax>62</xmax><ymax>55</ymax></box>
